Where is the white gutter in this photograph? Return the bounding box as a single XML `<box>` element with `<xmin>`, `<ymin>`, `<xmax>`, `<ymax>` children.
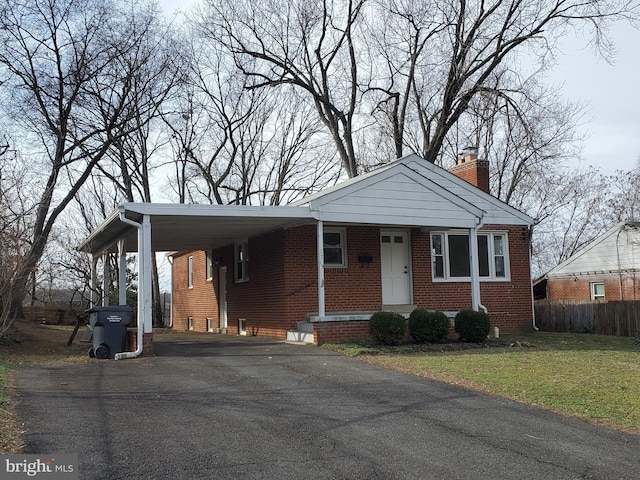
<box><xmin>115</xmin><ymin>208</ymin><xmax>144</xmax><ymax>360</ymax></box>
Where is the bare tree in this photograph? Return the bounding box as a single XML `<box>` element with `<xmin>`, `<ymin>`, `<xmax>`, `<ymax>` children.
<box><xmin>197</xmin><ymin>0</ymin><xmax>368</xmax><ymax>178</ymax></box>
<box><xmin>0</xmin><ymin>0</ymin><xmax>177</xmax><ymax>316</ymax></box>
<box><xmin>0</xmin><ymin>150</ymin><xmax>33</xmax><ymax>337</ymax></box>
<box><xmin>165</xmin><ymin>24</ymin><xmax>341</xmax><ymax>205</ymax></box>
<box><xmin>606</xmin><ymin>161</ymin><xmax>640</xmax><ymax>223</ymax></box>
<box><xmin>529</xmin><ymin>167</ymin><xmax>613</xmax><ymax>276</ymax></box>
<box><xmin>198</xmin><ymin>0</ymin><xmax>637</xmax><ymax>177</ymax></box>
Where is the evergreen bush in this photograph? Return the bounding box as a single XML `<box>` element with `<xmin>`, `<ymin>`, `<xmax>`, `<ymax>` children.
<box><xmin>368</xmin><ymin>311</ymin><xmax>406</xmax><ymax>345</ymax></box>
<box><xmin>408</xmin><ymin>309</ymin><xmax>449</xmax><ymax>343</ymax></box>
<box><xmin>454</xmin><ymin>310</ymin><xmax>490</xmax><ymax>343</ymax></box>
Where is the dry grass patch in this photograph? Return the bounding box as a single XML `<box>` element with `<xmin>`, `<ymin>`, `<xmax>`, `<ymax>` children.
<box><xmin>0</xmin><ymin>319</ymin><xmax>91</xmax><ymax>453</ymax></box>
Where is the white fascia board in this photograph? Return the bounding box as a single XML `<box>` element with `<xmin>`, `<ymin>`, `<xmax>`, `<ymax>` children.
<box><xmin>76</xmin><ymin>208</ymin><xmax>127</xmax><ymax>253</ymax></box>
<box><xmin>122</xmin><ymin>202</ymin><xmax>315</xmax><ymax>220</ymax></box>
<box><xmin>315</xmin><ymin>210</ymin><xmax>479</xmax><ymax>228</ymax></box>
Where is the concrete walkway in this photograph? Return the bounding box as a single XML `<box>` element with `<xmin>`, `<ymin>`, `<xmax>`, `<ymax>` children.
<box><xmin>15</xmin><ymin>333</ymin><xmax>640</xmax><ymax>479</ymax></box>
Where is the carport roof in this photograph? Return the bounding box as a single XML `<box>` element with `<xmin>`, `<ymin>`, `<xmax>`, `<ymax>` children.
<box><xmin>77</xmin><ymin>203</ymin><xmax>316</xmax><ymax>254</ymax></box>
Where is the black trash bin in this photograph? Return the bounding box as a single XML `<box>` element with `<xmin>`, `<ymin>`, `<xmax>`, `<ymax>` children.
<box><xmin>88</xmin><ymin>306</ymin><xmax>132</xmax><ymax>359</ymax></box>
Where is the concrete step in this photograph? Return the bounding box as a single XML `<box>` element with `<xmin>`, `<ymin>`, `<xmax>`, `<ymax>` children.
<box><xmin>286</xmin><ymin>330</ymin><xmax>315</xmax><ymax>344</ymax></box>
<box><xmin>296</xmin><ymin>321</ymin><xmax>314</xmax><ymax>333</ymax></box>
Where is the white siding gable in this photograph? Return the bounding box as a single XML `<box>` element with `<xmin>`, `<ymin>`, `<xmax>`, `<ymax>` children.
<box><xmin>305</xmin><ymin>165</ymin><xmax>484</xmax><ymax>228</ymax></box>
<box><xmin>401</xmin><ymin>155</ymin><xmax>532</xmax><ymax>226</ymax></box>
<box><xmin>548</xmin><ymin>223</ymin><xmax>640</xmax><ymax>276</ymax></box>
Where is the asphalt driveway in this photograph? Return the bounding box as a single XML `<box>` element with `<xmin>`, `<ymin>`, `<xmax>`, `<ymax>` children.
<box><xmin>15</xmin><ymin>333</ymin><xmax>640</xmax><ymax>479</ymax></box>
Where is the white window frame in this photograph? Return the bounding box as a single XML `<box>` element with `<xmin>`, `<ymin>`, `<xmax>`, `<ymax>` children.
<box><xmin>430</xmin><ymin>231</ymin><xmax>510</xmax><ymax>282</ymax></box>
<box><xmin>205</xmin><ymin>250</ymin><xmax>213</xmax><ymax>281</ymax></box>
<box><xmin>323</xmin><ymin>228</ymin><xmax>347</xmax><ymax>268</ymax></box>
<box><xmin>187</xmin><ymin>256</ymin><xmax>194</xmax><ymax>289</ymax></box>
<box><xmin>234</xmin><ymin>241</ymin><xmax>249</xmax><ymax>283</ymax></box>
<box><xmin>591</xmin><ymin>282</ymin><xmax>605</xmax><ymax>302</ymax></box>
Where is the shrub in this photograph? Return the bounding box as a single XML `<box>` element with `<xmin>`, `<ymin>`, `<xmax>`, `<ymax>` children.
<box><xmin>454</xmin><ymin>310</ymin><xmax>491</xmax><ymax>343</ymax></box>
<box><xmin>368</xmin><ymin>311</ymin><xmax>406</xmax><ymax>345</ymax></box>
<box><xmin>408</xmin><ymin>309</ymin><xmax>449</xmax><ymax>343</ymax></box>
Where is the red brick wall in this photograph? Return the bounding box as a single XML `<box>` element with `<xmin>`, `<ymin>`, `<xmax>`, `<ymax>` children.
<box><xmin>449</xmin><ymin>158</ymin><xmax>490</xmax><ymax>194</ymax></box>
<box><xmin>413</xmin><ymin>225</ymin><xmax>533</xmax><ymax>333</ymax></box>
<box><xmin>284</xmin><ymin>225</ymin><xmax>383</xmax><ymax>321</ymax></box>
<box><xmin>225</xmin><ymin>233</ymin><xmax>287</xmax><ymax>338</ymax></box>
<box><xmin>547</xmin><ymin>273</ymin><xmax>640</xmax><ymax>301</ymax></box>
<box><xmin>171</xmin><ymin>251</ymin><xmax>218</xmax><ymax>332</ymax></box>
<box><xmin>171</xmin><ymin>223</ymin><xmax>534</xmax><ymax>342</ymax></box>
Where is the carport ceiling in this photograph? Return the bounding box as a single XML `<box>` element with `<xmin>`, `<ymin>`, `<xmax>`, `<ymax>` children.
<box><xmin>78</xmin><ymin>203</ymin><xmax>316</xmax><ymax>254</ymax></box>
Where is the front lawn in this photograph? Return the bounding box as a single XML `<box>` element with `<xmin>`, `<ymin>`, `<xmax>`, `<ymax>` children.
<box><xmin>326</xmin><ymin>332</ymin><xmax>640</xmax><ymax>434</ymax></box>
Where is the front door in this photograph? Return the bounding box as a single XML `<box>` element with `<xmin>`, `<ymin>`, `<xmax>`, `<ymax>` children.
<box><xmin>219</xmin><ymin>266</ymin><xmax>228</xmax><ymax>331</ymax></box>
<box><xmin>380</xmin><ymin>231</ymin><xmax>411</xmax><ymax>305</ymax></box>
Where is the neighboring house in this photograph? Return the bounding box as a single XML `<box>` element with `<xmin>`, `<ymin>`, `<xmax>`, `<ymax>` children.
<box><xmin>534</xmin><ymin>222</ymin><xmax>640</xmax><ymax>302</ymax></box>
<box><xmin>171</xmin><ymin>151</ymin><xmax>535</xmax><ymax>344</ymax></box>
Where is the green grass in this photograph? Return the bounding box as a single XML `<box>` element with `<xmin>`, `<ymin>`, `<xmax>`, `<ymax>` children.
<box><xmin>327</xmin><ymin>332</ymin><xmax>640</xmax><ymax>434</ymax></box>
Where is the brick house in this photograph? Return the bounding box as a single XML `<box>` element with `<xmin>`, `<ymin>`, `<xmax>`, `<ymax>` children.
<box><xmin>79</xmin><ymin>152</ymin><xmax>535</xmax><ymax>355</ymax></box>
<box><xmin>534</xmin><ymin>222</ymin><xmax>640</xmax><ymax>302</ymax></box>
<box><xmin>170</xmin><ymin>152</ymin><xmax>535</xmax><ymax>344</ymax></box>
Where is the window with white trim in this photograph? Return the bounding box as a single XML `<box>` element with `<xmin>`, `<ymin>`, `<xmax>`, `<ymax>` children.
<box><xmin>591</xmin><ymin>282</ymin><xmax>605</xmax><ymax>302</ymax></box>
<box><xmin>430</xmin><ymin>231</ymin><xmax>509</xmax><ymax>281</ymax></box>
<box><xmin>324</xmin><ymin>228</ymin><xmax>347</xmax><ymax>267</ymax></box>
<box><xmin>235</xmin><ymin>242</ymin><xmax>249</xmax><ymax>282</ymax></box>
<box><xmin>187</xmin><ymin>256</ymin><xmax>194</xmax><ymax>288</ymax></box>
<box><xmin>205</xmin><ymin>250</ymin><xmax>213</xmax><ymax>280</ymax></box>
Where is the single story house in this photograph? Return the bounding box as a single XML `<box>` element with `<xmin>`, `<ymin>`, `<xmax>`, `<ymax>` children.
<box><xmin>534</xmin><ymin>222</ymin><xmax>640</xmax><ymax>302</ymax></box>
<box><xmin>79</xmin><ymin>151</ymin><xmax>535</xmax><ymax>356</ymax></box>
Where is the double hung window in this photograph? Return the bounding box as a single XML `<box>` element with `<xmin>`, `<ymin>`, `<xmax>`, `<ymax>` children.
<box><xmin>235</xmin><ymin>242</ymin><xmax>249</xmax><ymax>282</ymax></box>
<box><xmin>323</xmin><ymin>228</ymin><xmax>347</xmax><ymax>267</ymax></box>
<box><xmin>431</xmin><ymin>231</ymin><xmax>509</xmax><ymax>281</ymax></box>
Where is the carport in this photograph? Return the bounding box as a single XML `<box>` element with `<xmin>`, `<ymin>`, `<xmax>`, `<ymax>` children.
<box><xmin>78</xmin><ymin>202</ymin><xmax>317</xmax><ymax>358</ymax></box>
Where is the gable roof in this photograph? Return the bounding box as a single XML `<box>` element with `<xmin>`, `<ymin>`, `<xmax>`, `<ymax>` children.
<box><xmin>293</xmin><ymin>154</ymin><xmax>533</xmax><ymax>227</ymax></box>
<box><xmin>545</xmin><ymin>222</ymin><xmax>640</xmax><ymax>277</ymax></box>
<box><xmin>79</xmin><ymin>154</ymin><xmax>533</xmax><ymax>255</ymax></box>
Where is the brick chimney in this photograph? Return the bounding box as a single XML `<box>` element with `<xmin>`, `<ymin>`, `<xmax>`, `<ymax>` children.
<box><xmin>448</xmin><ymin>146</ymin><xmax>490</xmax><ymax>194</ymax></box>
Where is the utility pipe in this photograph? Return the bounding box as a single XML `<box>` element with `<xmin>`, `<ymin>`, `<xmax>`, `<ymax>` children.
<box><xmin>114</xmin><ymin>208</ymin><xmax>147</xmax><ymax>360</ymax></box>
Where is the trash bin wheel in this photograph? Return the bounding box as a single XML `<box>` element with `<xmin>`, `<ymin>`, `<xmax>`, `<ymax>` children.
<box><xmin>88</xmin><ymin>347</ymin><xmax>95</xmax><ymax>358</ymax></box>
<box><xmin>94</xmin><ymin>344</ymin><xmax>110</xmax><ymax>360</ymax></box>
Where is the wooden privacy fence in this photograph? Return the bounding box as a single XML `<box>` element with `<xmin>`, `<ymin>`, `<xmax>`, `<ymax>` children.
<box><xmin>534</xmin><ymin>300</ymin><xmax>640</xmax><ymax>337</ymax></box>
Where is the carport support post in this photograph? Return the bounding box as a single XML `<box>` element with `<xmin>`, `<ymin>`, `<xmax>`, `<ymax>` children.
<box><xmin>140</xmin><ymin>214</ymin><xmax>153</xmax><ymax>341</ymax></box>
<box><xmin>90</xmin><ymin>256</ymin><xmax>98</xmax><ymax>307</ymax></box>
<box><xmin>316</xmin><ymin>220</ymin><xmax>325</xmax><ymax>318</ymax></box>
<box><xmin>118</xmin><ymin>239</ymin><xmax>127</xmax><ymax>305</ymax></box>
<box><xmin>102</xmin><ymin>253</ymin><xmax>110</xmax><ymax>306</ymax></box>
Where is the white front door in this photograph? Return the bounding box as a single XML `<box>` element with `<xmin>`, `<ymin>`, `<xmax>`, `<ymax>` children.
<box><xmin>380</xmin><ymin>231</ymin><xmax>411</xmax><ymax>305</ymax></box>
<box><xmin>219</xmin><ymin>266</ymin><xmax>228</xmax><ymax>331</ymax></box>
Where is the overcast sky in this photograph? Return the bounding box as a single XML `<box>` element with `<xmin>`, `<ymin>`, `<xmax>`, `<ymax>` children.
<box><xmin>160</xmin><ymin>1</ymin><xmax>640</xmax><ymax>176</ymax></box>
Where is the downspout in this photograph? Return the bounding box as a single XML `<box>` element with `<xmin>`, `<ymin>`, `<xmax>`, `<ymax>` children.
<box><xmin>470</xmin><ymin>216</ymin><xmax>487</xmax><ymax>313</ymax></box>
<box><xmin>167</xmin><ymin>254</ymin><xmax>174</xmax><ymax>328</ymax></box>
<box><xmin>616</xmin><ymin>226</ymin><xmax>624</xmax><ymax>300</ymax></box>
<box><xmin>528</xmin><ymin>225</ymin><xmax>539</xmax><ymax>331</ymax></box>
<box><xmin>115</xmin><ymin>208</ymin><xmax>145</xmax><ymax>360</ymax></box>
